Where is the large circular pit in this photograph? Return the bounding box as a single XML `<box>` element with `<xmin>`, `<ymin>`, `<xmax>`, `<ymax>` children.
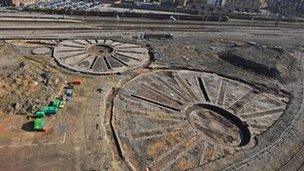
<box><xmin>185</xmin><ymin>103</ymin><xmax>251</xmax><ymax>147</ymax></box>
<box><xmin>53</xmin><ymin>39</ymin><xmax>150</xmax><ymax>74</ymax></box>
<box><xmin>110</xmin><ymin>70</ymin><xmax>288</xmax><ymax>170</ymax></box>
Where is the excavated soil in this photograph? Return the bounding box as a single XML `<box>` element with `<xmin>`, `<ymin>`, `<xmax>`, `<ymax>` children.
<box><xmin>0</xmin><ymin>44</ymin><xmax>65</xmax><ymax>120</ymax></box>
<box><xmin>218</xmin><ymin>45</ymin><xmax>297</xmax><ymax>81</ymax></box>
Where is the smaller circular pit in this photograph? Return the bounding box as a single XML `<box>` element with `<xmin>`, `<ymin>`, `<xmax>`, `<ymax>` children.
<box><xmin>86</xmin><ymin>44</ymin><xmax>115</xmax><ymax>56</ymax></box>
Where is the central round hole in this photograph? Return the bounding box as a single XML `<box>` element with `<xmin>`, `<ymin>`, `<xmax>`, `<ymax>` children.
<box><xmin>185</xmin><ymin>103</ymin><xmax>251</xmax><ymax>147</ymax></box>
<box><xmin>86</xmin><ymin>44</ymin><xmax>114</xmax><ymax>56</ymax></box>
<box><xmin>96</xmin><ymin>44</ymin><xmax>114</xmax><ymax>53</ymax></box>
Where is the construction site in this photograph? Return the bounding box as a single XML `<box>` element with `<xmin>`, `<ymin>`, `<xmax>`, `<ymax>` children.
<box><xmin>0</xmin><ymin>10</ymin><xmax>303</xmax><ymax>171</ymax></box>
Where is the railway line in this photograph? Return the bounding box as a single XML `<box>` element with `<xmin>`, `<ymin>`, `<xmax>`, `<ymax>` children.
<box><xmin>1</xmin><ymin>20</ymin><xmax>303</xmax><ymax>29</ymax></box>
<box><xmin>279</xmin><ymin>143</ymin><xmax>304</xmax><ymax>170</ymax></box>
<box><xmin>1</xmin><ymin>12</ymin><xmax>304</xmax><ymax>30</ymax></box>
<box><xmin>0</xmin><ymin>18</ymin><xmax>303</xmax><ymax>39</ymax></box>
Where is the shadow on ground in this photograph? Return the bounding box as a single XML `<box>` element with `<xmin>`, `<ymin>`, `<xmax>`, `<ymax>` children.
<box><xmin>21</xmin><ymin>121</ymin><xmax>35</xmax><ymax>131</ymax></box>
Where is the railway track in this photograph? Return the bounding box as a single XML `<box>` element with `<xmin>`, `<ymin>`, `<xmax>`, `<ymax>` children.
<box><xmin>1</xmin><ymin>22</ymin><xmax>303</xmax><ymax>30</ymax></box>
<box><xmin>279</xmin><ymin>143</ymin><xmax>304</xmax><ymax>171</ymax></box>
<box><xmin>0</xmin><ymin>23</ymin><xmax>303</xmax><ymax>33</ymax></box>
<box><xmin>0</xmin><ymin>13</ymin><xmax>304</xmax><ymax>30</ymax></box>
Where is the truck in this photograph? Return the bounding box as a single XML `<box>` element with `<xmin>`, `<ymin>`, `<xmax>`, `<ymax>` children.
<box><xmin>72</xmin><ymin>80</ymin><xmax>82</xmax><ymax>85</ymax></box>
<box><xmin>34</xmin><ymin>118</ymin><xmax>45</xmax><ymax>131</ymax></box>
<box><xmin>50</xmin><ymin>98</ymin><xmax>63</xmax><ymax>108</ymax></box>
<box><xmin>41</xmin><ymin>106</ymin><xmax>59</xmax><ymax>115</ymax></box>
<box><xmin>66</xmin><ymin>89</ymin><xmax>73</xmax><ymax>97</ymax></box>
<box><xmin>34</xmin><ymin>111</ymin><xmax>45</xmax><ymax>118</ymax></box>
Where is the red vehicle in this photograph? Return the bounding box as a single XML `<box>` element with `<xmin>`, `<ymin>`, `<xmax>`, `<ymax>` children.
<box><xmin>72</xmin><ymin>80</ymin><xmax>82</xmax><ymax>85</ymax></box>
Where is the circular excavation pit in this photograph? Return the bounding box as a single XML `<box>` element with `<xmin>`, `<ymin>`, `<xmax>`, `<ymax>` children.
<box><xmin>86</xmin><ymin>44</ymin><xmax>115</xmax><ymax>56</ymax></box>
<box><xmin>53</xmin><ymin>39</ymin><xmax>150</xmax><ymax>74</ymax></box>
<box><xmin>185</xmin><ymin>103</ymin><xmax>251</xmax><ymax>147</ymax></box>
<box><xmin>109</xmin><ymin>70</ymin><xmax>288</xmax><ymax>170</ymax></box>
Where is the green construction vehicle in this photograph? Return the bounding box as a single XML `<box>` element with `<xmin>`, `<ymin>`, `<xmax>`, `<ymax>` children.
<box><xmin>34</xmin><ymin>118</ymin><xmax>45</xmax><ymax>131</ymax></box>
<box><xmin>34</xmin><ymin>111</ymin><xmax>45</xmax><ymax>118</ymax></box>
<box><xmin>31</xmin><ymin>97</ymin><xmax>65</xmax><ymax>131</ymax></box>
<box><xmin>41</xmin><ymin>106</ymin><xmax>59</xmax><ymax>115</ymax></box>
<box><xmin>50</xmin><ymin>98</ymin><xmax>63</xmax><ymax>108</ymax></box>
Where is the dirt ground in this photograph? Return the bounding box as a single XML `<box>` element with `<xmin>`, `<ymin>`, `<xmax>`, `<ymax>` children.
<box><xmin>0</xmin><ymin>23</ymin><xmax>303</xmax><ymax>171</ymax></box>
<box><xmin>0</xmin><ymin>43</ymin><xmax>66</xmax><ymax>118</ymax></box>
<box><xmin>0</xmin><ymin>42</ymin><xmax>121</xmax><ymax>170</ymax></box>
